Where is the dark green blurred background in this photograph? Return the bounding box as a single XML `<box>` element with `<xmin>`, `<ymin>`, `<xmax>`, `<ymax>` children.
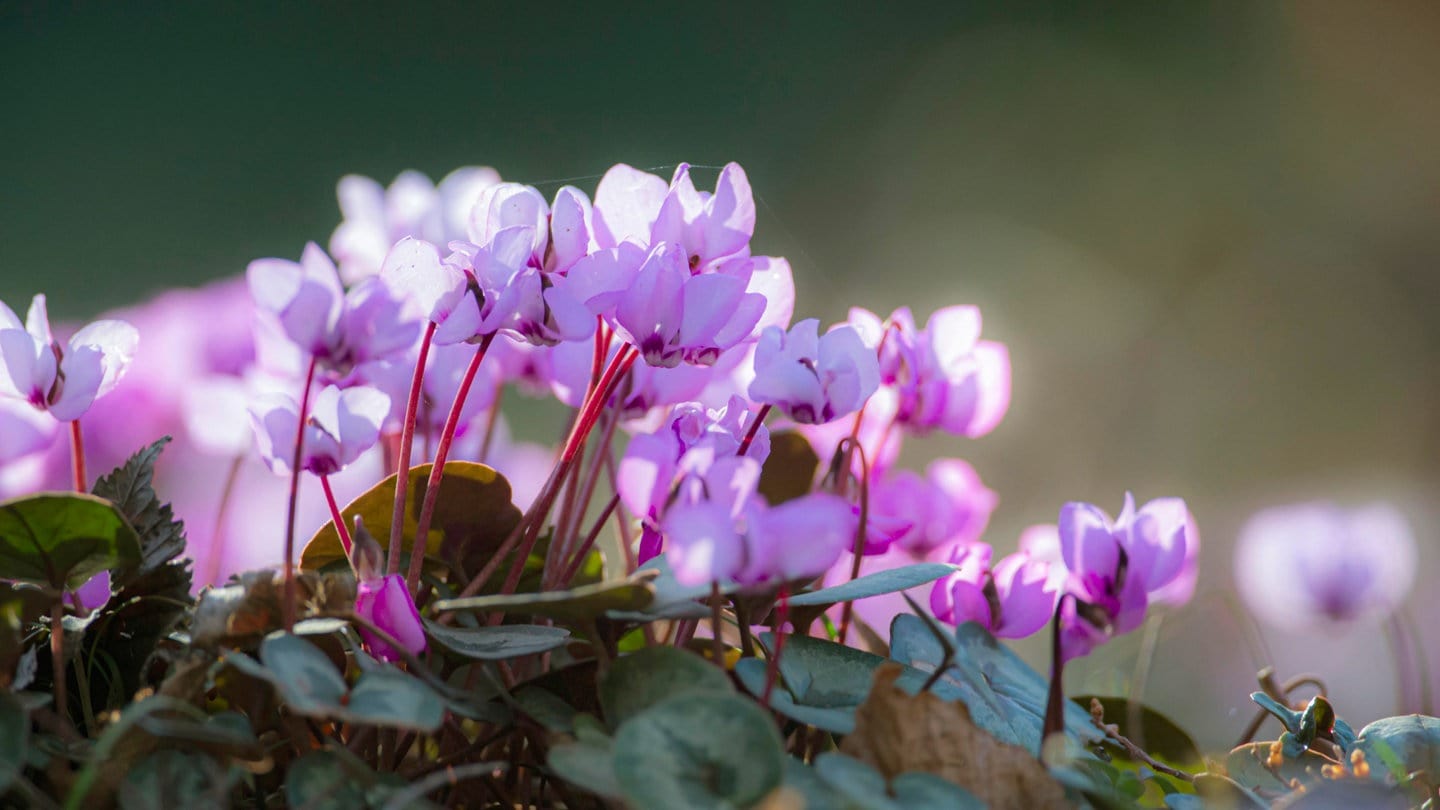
<box><xmin>5</xmin><ymin>2</ymin><xmax>1439</xmax><ymax>747</ymax></box>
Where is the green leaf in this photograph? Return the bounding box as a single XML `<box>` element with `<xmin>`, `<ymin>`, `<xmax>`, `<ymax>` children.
<box><xmin>0</xmin><ymin>493</ymin><xmax>140</xmax><ymax>589</ymax></box>
<box><xmin>513</xmin><ymin>686</ymin><xmax>579</xmax><ymax>734</ymax></box>
<box><xmin>91</xmin><ymin>437</ymin><xmax>187</xmax><ymax>583</ymax></box>
<box><xmin>1355</xmin><ymin>715</ymin><xmax>1440</xmax><ymax>787</ymax></box>
<box><xmin>599</xmin><ymin>646</ymin><xmax>732</xmax><ymax>730</ymax></box>
<box><xmin>118</xmin><ymin>749</ymin><xmax>239</xmax><ymax>810</ymax></box>
<box><xmin>134</xmin><ymin>710</ymin><xmax>261</xmax><ymax>760</ymax></box>
<box><xmin>301</xmin><ymin>462</ymin><xmax>521</xmax><ymax>576</ymax></box>
<box><xmin>612</xmin><ymin>692</ymin><xmax>784</xmax><ymax>810</ymax></box>
<box><xmin>253</xmin><ymin>634</ymin><xmax>348</xmax><ymax>714</ymax></box>
<box><xmin>80</xmin><ymin>557</ymin><xmax>193</xmax><ymax>714</ymax></box>
<box><xmin>347</xmin><ymin>667</ymin><xmax>445</xmax><ymax>732</ymax></box>
<box><xmin>607</xmin><ymin>554</ymin><xmax>736</xmax><ymax>621</ymax></box>
<box><xmin>733</xmin><ymin>634</ymin><xmax>891</xmax><ymax>734</ymax></box>
<box><xmin>286</xmin><ymin>749</ymin><xmax>375</xmax><ymax>809</ymax></box>
<box><xmin>892</xmin><ymin>773</ymin><xmax>987</xmax><ymax>808</ymax></box>
<box><xmin>889</xmin><ymin>614</ymin><xmax>1103</xmax><ymax>750</ymax></box>
<box><xmin>423</xmin><ymin>619</ymin><xmax>571</xmax><ymax>661</ymax></box>
<box><xmin>1077</xmin><ymin>695</ymin><xmax>1205</xmax><ymax>771</ymax></box>
<box><xmin>549</xmin><ymin>737</ymin><xmax>623</xmax><ymax>800</ymax></box>
<box><xmin>1223</xmin><ymin>742</ymin><xmax>1332</xmax><ymax>792</ymax></box>
<box><xmin>757</xmin><ymin>430</ymin><xmax>820</xmax><ymax>505</ymax></box>
<box><xmin>435</xmin><ymin>570</ymin><xmax>657</xmax><ymax>622</ymax></box>
<box><xmin>812</xmin><ymin>753</ymin><xmax>895</xmax><ymax>807</ymax></box>
<box><xmin>787</xmin><ymin>563</ymin><xmax>956</xmax><ymax>608</ymax></box>
<box><xmin>0</xmin><ymin>692</ymin><xmax>30</xmax><ymax>794</ymax></box>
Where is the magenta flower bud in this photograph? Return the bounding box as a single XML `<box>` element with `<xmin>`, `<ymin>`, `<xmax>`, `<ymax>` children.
<box><xmin>749</xmin><ymin>319</ymin><xmax>880</xmax><ymax>425</ymax></box>
<box><xmin>1235</xmin><ymin>501</ymin><xmax>1415</xmax><ymax>632</ymax></box>
<box><xmin>354</xmin><ymin>573</ymin><xmax>427</xmax><ymax>662</ymax></box>
<box><xmin>0</xmin><ymin>294</ymin><xmax>139</xmax><ymax>422</ymax></box>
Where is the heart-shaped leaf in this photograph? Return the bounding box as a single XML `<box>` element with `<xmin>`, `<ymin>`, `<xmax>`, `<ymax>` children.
<box><xmin>300</xmin><ymin>462</ymin><xmax>521</xmax><ymax>574</ymax></box>
<box><xmin>612</xmin><ymin>692</ymin><xmax>784</xmax><ymax>810</ymax></box>
<box><xmin>757</xmin><ymin>430</ymin><xmax>819</xmax><ymax>505</ymax></box>
<box><xmin>600</xmin><ymin>646</ymin><xmax>732</xmax><ymax>729</ymax></box>
<box><xmin>0</xmin><ymin>493</ymin><xmax>140</xmax><ymax>589</ymax></box>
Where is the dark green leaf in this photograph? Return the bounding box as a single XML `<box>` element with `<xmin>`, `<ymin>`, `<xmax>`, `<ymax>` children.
<box><xmin>889</xmin><ymin>614</ymin><xmax>1103</xmax><ymax>751</ymax></box>
<box><xmin>423</xmin><ymin>619</ymin><xmax>570</xmax><ymax>661</ymax></box>
<box><xmin>91</xmin><ymin>437</ymin><xmax>186</xmax><ymax>583</ymax></box>
<box><xmin>757</xmin><ymin>430</ymin><xmax>819</xmax><ymax>505</ymax></box>
<box><xmin>347</xmin><ymin>667</ymin><xmax>445</xmax><ymax>732</ymax></box>
<box><xmin>1355</xmin><ymin>714</ymin><xmax>1440</xmax><ymax>787</ymax></box>
<box><xmin>1077</xmin><ymin>695</ymin><xmax>1204</xmax><ymax>771</ymax></box>
<box><xmin>252</xmin><ymin>634</ymin><xmax>348</xmax><ymax>715</ymax></box>
<box><xmin>80</xmin><ymin>557</ymin><xmax>193</xmax><ymax>713</ymax></box>
<box><xmin>600</xmin><ymin>646</ymin><xmax>732</xmax><ymax>730</ymax></box>
<box><xmin>513</xmin><ymin>686</ymin><xmax>578</xmax><ymax>734</ymax></box>
<box><xmin>612</xmin><ymin>692</ymin><xmax>784</xmax><ymax>810</ymax></box>
<box><xmin>118</xmin><ymin>749</ymin><xmax>238</xmax><ymax>810</ymax></box>
<box><xmin>0</xmin><ymin>493</ymin><xmax>140</xmax><ymax>588</ymax></box>
<box><xmin>548</xmin><ymin>738</ymin><xmax>623</xmax><ymax>800</ymax></box>
<box><xmin>286</xmin><ymin>749</ymin><xmax>375</xmax><ymax>809</ymax></box>
<box><xmin>0</xmin><ymin>692</ymin><xmax>29</xmax><ymax>793</ymax></box>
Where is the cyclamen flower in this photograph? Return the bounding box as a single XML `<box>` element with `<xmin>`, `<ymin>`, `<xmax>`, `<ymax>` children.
<box><xmin>247</xmin><ymin>242</ymin><xmax>417</xmax><ymax>374</ymax></box>
<box><xmin>931</xmin><ymin>544</ymin><xmax>1059</xmax><ymax>639</ymax></box>
<box><xmin>849</xmin><ymin>305</ymin><xmax>1010</xmax><ymax>438</ymax></box>
<box><xmin>661</xmin><ymin>453</ymin><xmax>853</xmax><ymax>587</ymax></box>
<box><xmin>354</xmin><ymin>573</ymin><xmax>428</xmax><ymax>662</ymax></box>
<box><xmin>0</xmin><ymin>294</ymin><xmax>138</xmax><ymax>422</ymax></box>
<box><xmin>1058</xmin><ymin>494</ymin><xmax>1193</xmax><ymax>661</ymax></box>
<box><xmin>1235</xmin><ymin>501</ymin><xmax>1415</xmax><ymax>632</ymax></box>
<box><xmin>749</xmin><ymin>319</ymin><xmax>880</xmax><ymax>425</ymax></box>
<box><xmin>868</xmin><ymin>458</ymin><xmax>997</xmax><ymax>555</ymax></box>
<box><xmin>249</xmin><ymin>384</ymin><xmax>390</xmax><ymax>476</ymax></box>
<box><xmin>330</xmin><ymin>166</ymin><xmax>501</xmax><ymax>283</ymax></box>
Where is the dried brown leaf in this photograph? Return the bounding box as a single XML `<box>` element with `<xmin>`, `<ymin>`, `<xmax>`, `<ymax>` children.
<box><xmin>840</xmin><ymin>662</ymin><xmax>1068</xmax><ymax>810</ymax></box>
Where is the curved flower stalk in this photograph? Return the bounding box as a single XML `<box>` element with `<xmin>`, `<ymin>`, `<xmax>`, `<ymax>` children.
<box><xmin>849</xmin><ymin>304</ymin><xmax>1011</xmax><ymax>438</ymax></box>
<box><xmin>930</xmin><ymin>543</ymin><xmax>1059</xmax><ymax>639</ymax></box>
<box><xmin>1056</xmin><ymin>493</ymin><xmax>1194</xmax><ymax>661</ymax></box>
<box><xmin>331</xmin><ymin>166</ymin><xmax>501</xmax><ymax>283</ymax></box>
<box><xmin>1235</xmin><ymin>501</ymin><xmax>1415</xmax><ymax>632</ymax></box>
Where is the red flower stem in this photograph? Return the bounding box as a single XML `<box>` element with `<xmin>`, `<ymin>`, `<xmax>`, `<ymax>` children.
<box><xmin>282</xmin><ymin>355</ymin><xmax>320</xmax><ymax>633</ymax></box>
<box><xmin>320</xmin><ymin>475</ymin><xmax>351</xmax><ymax>555</ymax></box>
<box><xmin>388</xmin><ymin>321</ymin><xmax>436</xmax><ymax>575</ymax></box>
<box><xmin>407</xmin><ymin>333</ymin><xmax>494</xmax><ymax>592</ymax></box>
<box><xmin>836</xmin><ymin>439</ymin><xmax>871</xmax><ymax>645</ymax></box>
<box><xmin>496</xmin><ymin>347</ymin><xmax>636</xmax><ymax>599</ymax></box>
<box><xmin>761</xmin><ymin>585</ymin><xmax>790</xmax><ymax>707</ymax></box>
<box><xmin>557</xmin><ymin>492</ymin><xmax>621</xmax><ymax>587</ymax></box>
<box><xmin>439</xmin><ymin>346</ymin><xmax>637</xmax><ymax>621</ymax></box>
<box><xmin>202</xmin><ymin>454</ymin><xmax>246</xmax><ymax>587</ymax></box>
<box><xmin>736</xmin><ymin>403</ymin><xmax>771</xmax><ymax>457</ymax></box>
<box><xmin>1041</xmin><ymin>595</ymin><xmax>1070</xmax><ymax>752</ymax></box>
<box><xmin>68</xmin><ymin>419</ymin><xmax>87</xmax><ymax>492</ymax></box>
<box><xmin>551</xmin><ymin>403</ymin><xmax>623</xmax><ymax>588</ymax></box>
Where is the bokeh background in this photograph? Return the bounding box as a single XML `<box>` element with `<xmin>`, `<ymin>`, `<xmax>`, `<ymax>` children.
<box><xmin>5</xmin><ymin>2</ymin><xmax>1439</xmax><ymax>749</ymax></box>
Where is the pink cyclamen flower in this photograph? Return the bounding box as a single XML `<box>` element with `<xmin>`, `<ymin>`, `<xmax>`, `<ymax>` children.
<box><xmin>849</xmin><ymin>305</ymin><xmax>1010</xmax><ymax>438</ymax></box>
<box><xmin>249</xmin><ymin>384</ymin><xmax>390</xmax><ymax>476</ymax></box>
<box><xmin>749</xmin><ymin>319</ymin><xmax>880</xmax><ymax>425</ymax></box>
<box><xmin>1235</xmin><ymin>501</ymin><xmax>1415</xmax><ymax>632</ymax></box>
<box><xmin>330</xmin><ymin>166</ymin><xmax>501</xmax><ymax>283</ymax></box>
<box><xmin>868</xmin><ymin>458</ymin><xmax>997</xmax><ymax>556</ymax></box>
<box><xmin>247</xmin><ymin>242</ymin><xmax>417</xmax><ymax>376</ymax></box>
<box><xmin>1057</xmin><ymin>493</ymin><xmax>1194</xmax><ymax>661</ymax></box>
<box><xmin>354</xmin><ymin>573</ymin><xmax>428</xmax><ymax>662</ymax></box>
<box><xmin>661</xmin><ymin>453</ymin><xmax>853</xmax><ymax>587</ymax></box>
<box><xmin>931</xmin><ymin>544</ymin><xmax>1059</xmax><ymax>639</ymax></box>
<box><xmin>0</xmin><ymin>294</ymin><xmax>138</xmax><ymax>422</ymax></box>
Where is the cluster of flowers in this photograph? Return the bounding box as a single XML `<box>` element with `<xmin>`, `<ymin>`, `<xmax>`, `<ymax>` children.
<box><xmin>0</xmin><ymin>160</ymin><xmax>1218</xmax><ymax>663</ymax></box>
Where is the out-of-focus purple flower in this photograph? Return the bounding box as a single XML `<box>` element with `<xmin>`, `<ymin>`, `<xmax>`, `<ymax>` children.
<box><xmin>0</xmin><ymin>398</ymin><xmax>57</xmax><ymax>463</ymax></box>
<box><xmin>591</xmin><ymin>163</ymin><xmax>755</xmax><ymax>269</ymax></box>
<box><xmin>1235</xmin><ymin>501</ymin><xmax>1415</xmax><ymax>632</ymax></box>
<box><xmin>331</xmin><ymin>167</ymin><xmax>501</xmax><ymax>283</ymax></box>
<box><xmin>1057</xmin><ymin>493</ymin><xmax>1194</xmax><ymax>661</ymax></box>
<box><xmin>0</xmin><ymin>294</ymin><xmax>139</xmax><ymax>422</ymax></box>
<box><xmin>661</xmin><ymin>453</ymin><xmax>853</xmax><ymax>587</ymax></box>
<box><xmin>247</xmin><ymin>243</ymin><xmax>417</xmax><ymax>378</ymax></box>
<box><xmin>354</xmin><ymin>572</ymin><xmax>428</xmax><ymax>662</ymax></box>
<box><xmin>868</xmin><ymin>458</ymin><xmax>997</xmax><ymax>555</ymax></box>
<box><xmin>749</xmin><ymin>320</ymin><xmax>879</xmax><ymax>425</ymax></box>
<box><xmin>931</xmin><ymin>544</ymin><xmax>1059</xmax><ymax>639</ymax></box>
<box><xmin>849</xmin><ymin>305</ymin><xmax>1010</xmax><ymax>438</ymax></box>
<box><xmin>249</xmin><ymin>384</ymin><xmax>390</xmax><ymax>476</ymax></box>
<box><xmin>618</xmin><ymin>396</ymin><xmax>769</xmax><ymax>559</ymax></box>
